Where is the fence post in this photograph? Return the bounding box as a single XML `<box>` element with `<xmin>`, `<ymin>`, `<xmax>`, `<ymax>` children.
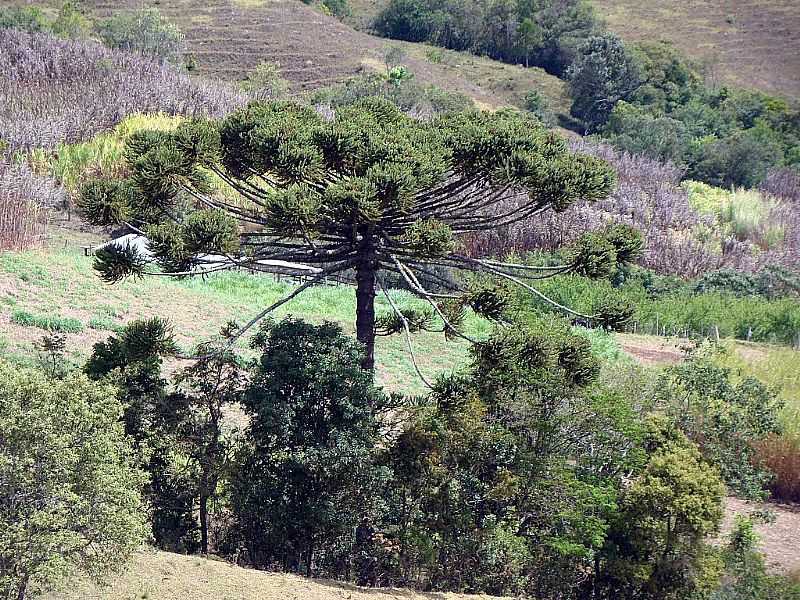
<box><xmin>714</xmin><ymin>325</ymin><xmax>720</xmax><ymax>343</ymax></box>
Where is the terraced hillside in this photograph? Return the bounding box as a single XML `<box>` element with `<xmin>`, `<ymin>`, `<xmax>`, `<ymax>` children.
<box><xmin>593</xmin><ymin>0</ymin><xmax>800</xmax><ymax>99</ymax></box>
<box><xmin>348</xmin><ymin>0</ymin><xmax>800</xmax><ymax>99</ymax></box>
<box><xmin>75</xmin><ymin>0</ymin><xmax>570</xmax><ymax>112</ymax></box>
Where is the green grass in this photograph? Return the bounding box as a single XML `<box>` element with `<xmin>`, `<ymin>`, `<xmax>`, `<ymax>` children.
<box><xmin>0</xmin><ymin>239</ymin><xmax>629</xmax><ymax>395</ymax></box>
<box><xmin>11</xmin><ymin>309</ymin><xmax>84</xmax><ymax>333</ymax></box>
<box><xmin>714</xmin><ymin>342</ymin><xmax>800</xmax><ymax>436</ymax></box>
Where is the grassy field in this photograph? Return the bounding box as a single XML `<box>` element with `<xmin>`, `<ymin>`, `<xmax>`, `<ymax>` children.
<box><xmin>0</xmin><ymin>226</ymin><xmax>495</xmax><ymax>395</ymax></box>
<box><xmin>42</xmin><ymin>551</ymin><xmax>507</xmax><ymax>600</ymax></box>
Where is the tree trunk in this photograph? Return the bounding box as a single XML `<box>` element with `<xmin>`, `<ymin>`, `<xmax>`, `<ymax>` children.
<box><xmin>16</xmin><ymin>574</ymin><xmax>29</xmax><ymax>600</ymax></box>
<box><xmin>355</xmin><ymin>260</ymin><xmax>377</xmax><ymax>371</ymax></box>
<box><xmin>199</xmin><ymin>487</ymin><xmax>209</xmax><ymax>555</ymax></box>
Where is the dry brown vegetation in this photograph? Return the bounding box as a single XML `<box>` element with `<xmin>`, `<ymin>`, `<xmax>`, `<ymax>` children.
<box><xmin>593</xmin><ymin>0</ymin><xmax>800</xmax><ymax>98</ymax></box>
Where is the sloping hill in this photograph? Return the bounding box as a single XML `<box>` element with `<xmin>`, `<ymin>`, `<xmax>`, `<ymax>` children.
<box><xmin>42</xmin><ymin>551</ymin><xmax>506</xmax><ymax>600</ymax></box>
<box><xmin>593</xmin><ymin>0</ymin><xmax>800</xmax><ymax>99</ymax></box>
<box><xmin>78</xmin><ymin>0</ymin><xmax>569</xmax><ymax>112</ymax></box>
<box><xmin>348</xmin><ymin>0</ymin><xmax>800</xmax><ymax>100</ymax></box>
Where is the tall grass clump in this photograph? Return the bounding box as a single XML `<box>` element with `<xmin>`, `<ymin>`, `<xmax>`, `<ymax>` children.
<box><xmin>11</xmin><ymin>309</ymin><xmax>84</xmax><ymax>333</ymax></box>
<box><xmin>0</xmin><ymin>162</ymin><xmax>61</xmax><ymax>250</ymax></box>
<box><xmin>25</xmin><ymin>113</ymin><xmax>183</xmax><ymax>192</ymax></box>
<box><xmin>0</xmin><ymin>29</ymin><xmax>246</xmax><ymax>154</ymax></box>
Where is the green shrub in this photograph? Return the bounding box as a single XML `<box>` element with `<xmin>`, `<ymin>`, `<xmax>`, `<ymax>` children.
<box><xmin>96</xmin><ymin>8</ymin><xmax>184</xmax><ymax>63</ymax></box>
<box><xmin>11</xmin><ymin>309</ymin><xmax>84</xmax><ymax>333</ymax></box>
<box><xmin>0</xmin><ymin>6</ymin><xmax>51</xmax><ymax>33</ymax></box>
<box><xmin>657</xmin><ymin>348</ymin><xmax>783</xmax><ymax>499</ymax></box>
<box><xmin>0</xmin><ymin>361</ymin><xmax>147</xmax><ymax>599</ymax></box>
<box><xmin>240</xmin><ymin>61</ymin><xmax>289</xmax><ymax>100</ymax></box>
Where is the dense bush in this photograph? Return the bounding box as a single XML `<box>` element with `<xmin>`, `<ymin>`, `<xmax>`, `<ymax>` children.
<box><xmin>0</xmin><ymin>29</ymin><xmax>245</xmax><ymax>153</ymax></box>
<box><xmin>96</xmin><ymin>8</ymin><xmax>184</xmax><ymax>63</ymax></box>
<box><xmin>228</xmin><ymin>319</ymin><xmax>395</xmax><ymax>574</ymax></box>
<box><xmin>656</xmin><ymin>350</ymin><xmax>783</xmax><ymax>499</ymax></box>
<box><xmin>84</xmin><ymin>318</ymin><xmax>202</xmax><ymax>553</ymax></box>
<box><xmin>0</xmin><ymin>361</ymin><xmax>147</xmax><ymax>600</ymax></box>
<box><xmin>311</xmin><ymin>71</ymin><xmax>473</xmax><ymax>116</ymax></box>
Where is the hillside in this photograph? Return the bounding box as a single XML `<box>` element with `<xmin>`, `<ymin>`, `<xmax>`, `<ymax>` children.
<box><xmin>593</xmin><ymin>0</ymin><xmax>800</xmax><ymax>99</ymax></box>
<box><xmin>42</xmin><ymin>551</ymin><xmax>507</xmax><ymax>600</ymax></box>
<box><xmin>20</xmin><ymin>0</ymin><xmax>569</xmax><ymax>113</ymax></box>
<box><xmin>348</xmin><ymin>0</ymin><xmax>800</xmax><ymax>100</ymax></box>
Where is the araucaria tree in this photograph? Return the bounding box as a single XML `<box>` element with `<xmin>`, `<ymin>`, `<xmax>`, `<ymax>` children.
<box><xmin>80</xmin><ymin>99</ymin><xmax>624</xmax><ymax>370</ymax></box>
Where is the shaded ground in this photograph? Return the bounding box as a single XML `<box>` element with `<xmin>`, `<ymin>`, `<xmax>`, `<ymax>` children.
<box><xmin>722</xmin><ymin>497</ymin><xmax>800</xmax><ymax>574</ymax></box>
<box><xmin>43</xmin><ymin>551</ymin><xmax>507</xmax><ymax>600</ymax></box>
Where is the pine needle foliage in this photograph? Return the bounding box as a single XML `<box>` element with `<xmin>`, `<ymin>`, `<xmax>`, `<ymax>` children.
<box><xmin>79</xmin><ymin>99</ymin><xmax>633</xmax><ymax>370</ymax></box>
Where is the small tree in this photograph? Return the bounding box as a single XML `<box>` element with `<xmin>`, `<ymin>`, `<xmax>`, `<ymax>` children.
<box><xmin>241</xmin><ymin>61</ymin><xmax>289</xmax><ymax>101</ymax></box>
<box><xmin>0</xmin><ymin>362</ymin><xmax>147</xmax><ymax>600</ymax></box>
<box><xmin>568</xmin><ymin>34</ymin><xmax>641</xmax><ymax>133</ymax></box>
<box><xmin>79</xmin><ymin>100</ymin><xmax>628</xmax><ymax>372</ymax></box>
<box><xmin>173</xmin><ymin>345</ymin><xmax>245</xmax><ymax>555</ymax></box>
<box><xmin>85</xmin><ymin>318</ymin><xmax>201</xmax><ymax>553</ymax></box>
<box><xmin>96</xmin><ymin>8</ymin><xmax>184</xmax><ymax>63</ymax></box>
<box><xmin>230</xmin><ymin>318</ymin><xmax>394</xmax><ymax>574</ymax></box>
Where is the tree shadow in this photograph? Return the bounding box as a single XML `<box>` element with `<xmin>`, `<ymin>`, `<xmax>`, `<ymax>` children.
<box><xmin>310</xmin><ymin>577</ymin><xmax>459</xmax><ymax>599</ymax></box>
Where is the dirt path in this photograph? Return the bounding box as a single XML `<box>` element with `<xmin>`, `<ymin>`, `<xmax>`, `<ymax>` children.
<box><xmin>616</xmin><ymin>333</ymin><xmax>686</xmax><ymax>365</ymax></box>
<box><xmin>722</xmin><ymin>497</ymin><xmax>800</xmax><ymax>574</ymax></box>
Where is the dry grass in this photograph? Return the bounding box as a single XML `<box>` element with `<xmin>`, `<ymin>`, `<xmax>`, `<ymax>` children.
<box><xmin>593</xmin><ymin>0</ymin><xmax>800</xmax><ymax>98</ymax></box>
<box><xmin>42</xmin><ymin>550</ymin><xmax>507</xmax><ymax>600</ymax></box>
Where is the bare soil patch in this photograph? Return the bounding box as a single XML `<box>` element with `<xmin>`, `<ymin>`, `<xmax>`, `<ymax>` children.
<box><xmin>616</xmin><ymin>333</ymin><xmax>685</xmax><ymax>365</ymax></box>
<box><xmin>722</xmin><ymin>496</ymin><xmax>800</xmax><ymax>574</ymax></box>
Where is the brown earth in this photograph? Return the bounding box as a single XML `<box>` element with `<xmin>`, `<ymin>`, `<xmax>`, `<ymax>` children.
<box><xmin>616</xmin><ymin>332</ymin><xmax>686</xmax><ymax>365</ymax></box>
<box><xmin>593</xmin><ymin>0</ymin><xmax>800</xmax><ymax>99</ymax></box>
<box><xmin>722</xmin><ymin>497</ymin><xmax>800</xmax><ymax>574</ymax></box>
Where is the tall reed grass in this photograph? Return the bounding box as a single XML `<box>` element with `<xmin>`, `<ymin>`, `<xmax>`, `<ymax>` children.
<box><xmin>0</xmin><ymin>162</ymin><xmax>61</xmax><ymax>250</ymax></box>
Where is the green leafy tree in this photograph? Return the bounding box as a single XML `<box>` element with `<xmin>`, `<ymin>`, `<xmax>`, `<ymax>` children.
<box><xmin>379</xmin><ymin>318</ymin><xmax>644</xmax><ymax>595</ymax></box>
<box><xmin>85</xmin><ymin>318</ymin><xmax>200</xmax><ymax>552</ymax></box>
<box><xmin>79</xmin><ymin>99</ymin><xmax>621</xmax><ymax>371</ymax></box>
<box><xmin>229</xmin><ymin>319</ymin><xmax>396</xmax><ymax>574</ymax></box>
<box><xmin>596</xmin><ymin>417</ymin><xmax>726</xmax><ymax>600</ymax></box>
<box><xmin>173</xmin><ymin>345</ymin><xmax>245</xmax><ymax>555</ymax></box>
<box><xmin>568</xmin><ymin>34</ymin><xmax>642</xmax><ymax>132</ymax></box>
<box><xmin>0</xmin><ymin>361</ymin><xmax>147</xmax><ymax>600</ymax></box>
<box><xmin>656</xmin><ymin>350</ymin><xmax>783</xmax><ymax>499</ymax></box>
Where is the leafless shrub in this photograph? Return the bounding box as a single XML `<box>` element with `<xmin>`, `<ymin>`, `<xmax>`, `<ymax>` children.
<box><xmin>466</xmin><ymin>140</ymin><xmax>800</xmax><ymax>276</ymax></box>
<box><xmin>0</xmin><ymin>162</ymin><xmax>62</xmax><ymax>250</ymax></box>
<box><xmin>0</xmin><ymin>29</ymin><xmax>247</xmax><ymax>153</ymax></box>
